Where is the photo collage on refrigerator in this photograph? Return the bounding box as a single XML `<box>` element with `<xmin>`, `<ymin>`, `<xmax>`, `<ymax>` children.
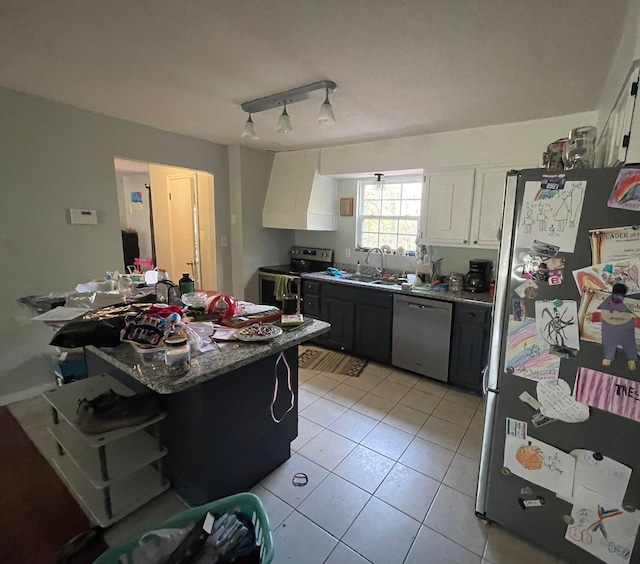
<box><xmin>503</xmin><ymin>170</ymin><xmax>640</xmax><ymax>564</ymax></box>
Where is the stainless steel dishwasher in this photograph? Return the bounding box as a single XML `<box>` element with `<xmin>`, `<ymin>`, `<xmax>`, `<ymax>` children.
<box><xmin>392</xmin><ymin>294</ymin><xmax>453</xmax><ymax>382</ymax></box>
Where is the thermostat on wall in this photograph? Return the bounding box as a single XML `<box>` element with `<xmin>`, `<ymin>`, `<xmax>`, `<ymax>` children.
<box><xmin>69</xmin><ymin>208</ymin><xmax>98</xmax><ymax>225</ymax></box>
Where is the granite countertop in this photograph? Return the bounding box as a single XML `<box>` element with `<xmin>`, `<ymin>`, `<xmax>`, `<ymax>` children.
<box><xmin>303</xmin><ymin>271</ymin><xmax>493</xmax><ymax>307</ymax></box>
<box><xmin>87</xmin><ymin>319</ymin><xmax>330</xmax><ymax>395</ymax></box>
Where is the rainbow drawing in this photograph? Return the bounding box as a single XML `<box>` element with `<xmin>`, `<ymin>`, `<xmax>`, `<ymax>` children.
<box><xmin>608</xmin><ymin>168</ymin><xmax>640</xmax><ymax>211</ymax></box>
<box><xmin>504</xmin><ymin>316</ymin><xmax>560</xmax><ymax>381</ymax></box>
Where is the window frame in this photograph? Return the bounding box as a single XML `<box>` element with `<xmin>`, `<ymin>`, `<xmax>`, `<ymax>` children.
<box><xmin>356</xmin><ymin>174</ymin><xmax>423</xmax><ymax>251</ymax></box>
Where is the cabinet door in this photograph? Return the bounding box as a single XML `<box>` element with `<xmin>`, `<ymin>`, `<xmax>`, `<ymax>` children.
<box><xmin>470</xmin><ymin>165</ymin><xmax>538</xmax><ymax>249</ymax></box>
<box><xmin>355</xmin><ymin>302</ymin><xmax>392</xmax><ymax>364</ymax></box>
<box><xmin>322</xmin><ymin>297</ymin><xmax>355</xmax><ymax>352</ymax></box>
<box><xmin>422</xmin><ymin>169</ymin><xmax>475</xmax><ymax>246</ymax></box>
<box><xmin>449</xmin><ymin>305</ymin><xmax>490</xmax><ymax>393</ymax></box>
<box><xmin>469</xmin><ymin>167</ymin><xmax>508</xmax><ymax>249</ymax></box>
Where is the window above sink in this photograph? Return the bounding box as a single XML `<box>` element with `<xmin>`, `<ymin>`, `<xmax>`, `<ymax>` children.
<box><xmin>357</xmin><ymin>175</ymin><xmax>422</xmax><ymax>254</ymax></box>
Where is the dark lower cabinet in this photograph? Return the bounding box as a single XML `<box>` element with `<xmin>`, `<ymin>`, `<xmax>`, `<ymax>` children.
<box><xmin>449</xmin><ymin>303</ymin><xmax>491</xmax><ymax>393</ymax></box>
<box><xmin>302</xmin><ymin>278</ymin><xmax>393</xmax><ymax>364</ymax></box>
<box><xmin>355</xmin><ymin>302</ymin><xmax>392</xmax><ymax>364</ymax></box>
<box><xmin>323</xmin><ymin>297</ymin><xmax>355</xmax><ymax>351</ymax></box>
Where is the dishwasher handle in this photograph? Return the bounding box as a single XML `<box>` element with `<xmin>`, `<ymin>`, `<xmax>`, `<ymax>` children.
<box><xmin>397</xmin><ymin>299</ymin><xmax>450</xmax><ymax>311</ymax></box>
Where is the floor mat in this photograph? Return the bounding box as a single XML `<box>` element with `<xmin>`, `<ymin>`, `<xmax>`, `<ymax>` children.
<box><xmin>0</xmin><ymin>406</ymin><xmax>108</xmax><ymax>564</ymax></box>
<box><xmin>298</xmin><ymin>348</ymin><xmax>368</xmax><ymax>377</ymax></box>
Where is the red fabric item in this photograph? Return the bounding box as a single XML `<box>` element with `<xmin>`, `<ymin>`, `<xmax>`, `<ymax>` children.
<box><xmin>146</xmin><ymin>304</ymin><xmax>184</xmax><ymax>317</ymax></box>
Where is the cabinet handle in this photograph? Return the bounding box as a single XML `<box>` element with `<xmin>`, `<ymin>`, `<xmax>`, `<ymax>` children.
<box><xmin>468</xmin><ymin>312</ymin><xmax>476</xmax><ymax>318</ymax></box>
<box><xmin>473</xmin><ymin>241</ymin><xmax>477</xmax><ymax>244</ymax></box>
<box><xmin>463</xmin><ymin>240</ymin><xmax>468</xmax><ymax>244</ymax></box>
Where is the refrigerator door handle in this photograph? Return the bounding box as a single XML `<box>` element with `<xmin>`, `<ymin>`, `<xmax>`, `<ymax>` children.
<box><xmin>482</xmin><ymin>363</ymin><xmax>489</xmax><ymax>395</ymax></box>
<box><xmin>486</xmin><ymin>172</ymin><xmax>519</xmax><ymax>392</ymax></box>
<box><xmin>476</xmin><ymin>389</ymin><xmax>497</xmax><ymax>515</ymax></box>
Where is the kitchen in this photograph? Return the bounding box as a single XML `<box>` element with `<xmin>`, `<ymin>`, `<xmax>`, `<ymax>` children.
<box><xmin>2</xmin><ymin>1</ymin><xmax>640</xmax><ymax>563</ymax></box>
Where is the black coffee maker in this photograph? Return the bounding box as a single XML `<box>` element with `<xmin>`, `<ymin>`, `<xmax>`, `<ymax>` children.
<box><xmin>464</xmin><ymin>260</ymin><xmax>492</xmax><ymax>293</ymax></box>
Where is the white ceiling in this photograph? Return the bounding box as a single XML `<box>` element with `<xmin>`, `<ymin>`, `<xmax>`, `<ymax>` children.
<box><xmin>0</xmin><ymin>0</ymin><xmax>630</xmax><ymax>152</ymax></box>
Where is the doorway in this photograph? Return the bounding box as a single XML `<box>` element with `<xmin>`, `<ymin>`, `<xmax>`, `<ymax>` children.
<box><xmin>113</xmin><ymin>158</ymin><xmax>217</xmax><ymax>290</ymax></box>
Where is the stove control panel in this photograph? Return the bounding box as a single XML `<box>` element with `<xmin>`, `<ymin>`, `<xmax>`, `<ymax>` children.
<box><xmin>289</xmin><ymin>246</ymin><xmax>334</xmax><ymax>263</ymax></box>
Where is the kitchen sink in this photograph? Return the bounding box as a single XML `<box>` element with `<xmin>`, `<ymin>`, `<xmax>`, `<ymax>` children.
<box><xmin>344</xmin><ymin>274</ymin><xmax>402</xmax><ymax>286</ymax></box>
<box><xmin>345</xmin><ymin>274</ymin><xmax>377</xmax><ymax>282</ymax></box>
<box><xmin>370</xmin><ymin>279</ymin><xmax>402</xmax><ymax>285</ymax></box>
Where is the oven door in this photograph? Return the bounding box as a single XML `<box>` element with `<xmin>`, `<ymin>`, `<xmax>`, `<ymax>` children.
<box><xmin>258</xmin><ymin>272</ymin><xmax>301</xmax><ymax>309</ymax></box>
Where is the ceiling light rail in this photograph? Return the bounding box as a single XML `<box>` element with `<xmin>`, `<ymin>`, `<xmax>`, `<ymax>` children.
<box><xmin>241</xmin><ymin>80</ymin><xmax>337</xmax><ymax>139</ymax></box>
<box><xmin>241</xmin><ymin>80</ymin><xmax>336</xmax><ymax>114</ymax></box>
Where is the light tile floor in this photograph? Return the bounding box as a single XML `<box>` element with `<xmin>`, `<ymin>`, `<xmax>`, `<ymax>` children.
<box><xmin>8</xmin><ymin>345</ymin><xmax>564</xmax><ymax>563</ymax></box>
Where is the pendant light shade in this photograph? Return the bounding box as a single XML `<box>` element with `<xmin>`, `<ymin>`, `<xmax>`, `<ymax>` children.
<box><xmin>241</xmin><ymin>113</ymin><xmax>259</xmax><ymax>140</ymax></box>
<box><xmin>317</xmin><ymin>89</ymin><xmax>336</xmax><ymax>126</ymax></box>
<box><xmin>276</xmin><ymin>103</ymin><xmax>293</xmax><ymax>134</ymax></box>
<box><xmin>240</xmin><ymin>80</ymin><xmax>336</xmax><ymax>139</ymax></box>
<box><xmin>373</xmin><ymin>173</ymin><xmax>384</xmax><ymax>189</ymax></box>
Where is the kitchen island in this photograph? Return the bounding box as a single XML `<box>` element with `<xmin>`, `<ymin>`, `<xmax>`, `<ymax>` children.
<box><xmin>85</xmin><ymin>319</ymin><xmax>330</xmax><ymax>506</ymax></box>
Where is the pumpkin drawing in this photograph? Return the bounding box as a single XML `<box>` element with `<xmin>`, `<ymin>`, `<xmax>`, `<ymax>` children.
<box><xmin>516</xmin><ymin>444</ymin><xmax>544</xmax><ymax>470</ymax></box>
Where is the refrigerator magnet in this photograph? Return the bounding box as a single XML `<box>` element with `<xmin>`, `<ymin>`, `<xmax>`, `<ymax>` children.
<box><xmin>531</xmin><ymin>239</ymin><xmax>560</xmax><ymax>258</ymax></box>
<box><xmin>531</xmin><ymin>412</ymin><xmax>557</xmax><ymax>427</ymax></box>
<box><xmin>518</xmin><ymin>496</ymin><xmax>545</xmax><ymax>509</ymax></box>
<box><xmin>541</xmin><ymin>174</ymin><xmax>565</xmax><ymax>190</ymax></box>
<box><xmin>514</xmin><ymin>280</ymin><xmax>538</xmax><ymax>299</ymax></box>
<box><xmin>512</xmin><ymin>299</ymin><xmax>526</xmax><ymax>321</ymax></box>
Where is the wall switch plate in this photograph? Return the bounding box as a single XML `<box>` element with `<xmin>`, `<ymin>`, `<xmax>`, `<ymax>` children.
<box><xmin>69</xmin><ymin>208</ymin><xmax>98</xmax><ymax>224</ymax></box>
<box><xmin>220</xmin><ymin>236</ymin><xmax>228</xmax><ymax>247</ymax></box>
<box><xmin>345</xmin><ymin>248</ymin><xmax>351</xmax><ymax>258</ymax></box>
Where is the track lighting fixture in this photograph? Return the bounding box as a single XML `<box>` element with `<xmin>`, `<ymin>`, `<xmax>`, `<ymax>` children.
<box><xmin>276</xmin><ymin>103</ymin><xmax>293</xmax><ymax>134</ymax></box>
<box><xmin>240</xmin><ymin>80</ymin><xmax>337</xmax><ymax>138</ymax></box>
<box><xmin>317</xmin><ymin>89</ymin><xmax>336</xmax><ymax>126</ymax></box>
<box><xmin>240</xmin><ymin>113</ymin><xmax>259</xmax><ymax>140</ymax></box>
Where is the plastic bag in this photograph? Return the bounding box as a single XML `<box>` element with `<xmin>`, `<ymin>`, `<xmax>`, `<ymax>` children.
<box><xmin>49</xmin><ymin>317</ymin><xmax>126</xmax><ymax>348</ymax></box>
<box><xmin>132</xmin><ymin>528</ymin><xmax>188</xmax><ymax>564</ymax></box>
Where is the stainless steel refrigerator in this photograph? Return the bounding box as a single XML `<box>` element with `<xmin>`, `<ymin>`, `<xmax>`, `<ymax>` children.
<box><xmin>477</xmin><ymin>167</ymin><xmax>640</xmax><ymax>564</ymax></box>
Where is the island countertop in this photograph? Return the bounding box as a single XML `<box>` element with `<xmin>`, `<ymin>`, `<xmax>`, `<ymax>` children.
<box><xmin>87</xmin><ymin>319</ymin><xmax>330</xmax><ymax>395</ymax></box>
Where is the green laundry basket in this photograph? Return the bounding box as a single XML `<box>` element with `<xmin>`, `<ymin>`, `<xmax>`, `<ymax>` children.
<box><xmin>94</xmin><ymin>492</ymin><xmax>273</xmax><ymax>564</ymax></box>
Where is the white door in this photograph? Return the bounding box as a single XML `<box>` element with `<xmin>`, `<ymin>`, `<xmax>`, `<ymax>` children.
<box><xmin>422</xmin><ymin>169</ymin><xmax>475</xmax><ymax>246</ymax></box>
<box><xmin>166</xmin><ymin>174</ymin><xmax>199</xmax><ymax>287</ymax></box>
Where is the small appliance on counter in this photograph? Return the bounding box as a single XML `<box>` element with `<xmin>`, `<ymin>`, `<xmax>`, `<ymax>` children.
<box><xmin>464</xmin><ymin>259</ymin><xmax>492</xmax><ymax>293</ymax></box>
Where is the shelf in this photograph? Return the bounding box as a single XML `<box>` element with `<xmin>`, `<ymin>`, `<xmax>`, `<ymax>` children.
<box><xmin>42</xmin><ymin>374</ymin><xmax>165</xmax><ymax>448</ymax></box>
<box><xmin>52</xmin><ymin>455</ymin><xmax>170</xmax><ymax>528</ymax></box>
<box><xmin>49</xmin><ymin>421</ymin><xmax>167</xmax><ymax>488</ymax></box>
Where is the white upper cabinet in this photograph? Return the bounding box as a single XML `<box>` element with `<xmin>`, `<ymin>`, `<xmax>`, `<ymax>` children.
<box><xmin>469</xmin><ymin>166</ymin><xmax>512</xmax><ymax>248</ymax></box>
<box><xmin>421</xmin><ymin>169</ymin><xmax>475</xmax><ymax>246</ymax></box>
<box><xmin>422</xmin><ymin>164</ymin><xmax>537</xmax><ymax>249</ymax></box>
<box><xmin>263</xmin><ymin>149</ymin><xmax>337</xmax><ymax>231</ymax></box>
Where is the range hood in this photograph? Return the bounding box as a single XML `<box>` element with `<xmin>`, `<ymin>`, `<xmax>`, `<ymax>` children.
<box><xmin>263</xmin><ymin>149</ymin><xmax>337</xmax><ymax>230</ymax></box>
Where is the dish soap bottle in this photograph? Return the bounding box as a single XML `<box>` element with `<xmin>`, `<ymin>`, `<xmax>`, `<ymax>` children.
<box><xmin>356</xmin><ymin>261</ymin><xmax>361</xmax><ymax>275</ymax></box>
<box><xmin>178</xmin><ymin>273</ymin><xmax>195</xmax><ymax>295</ymax></box>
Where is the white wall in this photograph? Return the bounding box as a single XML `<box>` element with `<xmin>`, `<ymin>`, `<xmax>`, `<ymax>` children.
<box><xmin>0</xmin><ymin>87</ymin><xmax>230</xmax><ymax>404</ymax></box>
<box><xmin>297</xmin><ymin>111</ymin><xmax>598</xmax><ymax>275</ymax></box>
<box><xmin>229</xmin><ymin>145</ymin><xmax>293</xmax><ymax>302</ymax></box>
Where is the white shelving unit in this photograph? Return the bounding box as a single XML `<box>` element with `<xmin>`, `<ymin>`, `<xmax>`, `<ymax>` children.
<box><xmin>42</xmin><ymin>374</ymin><xmax>170</xmax><ymax>528</ymax></box>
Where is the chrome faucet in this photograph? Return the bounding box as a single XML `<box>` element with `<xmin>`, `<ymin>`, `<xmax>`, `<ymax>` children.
<box><xmin>366</xmin><ymin>247</ymin><xmax>384</xmax><ymax>275</ymax></box>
